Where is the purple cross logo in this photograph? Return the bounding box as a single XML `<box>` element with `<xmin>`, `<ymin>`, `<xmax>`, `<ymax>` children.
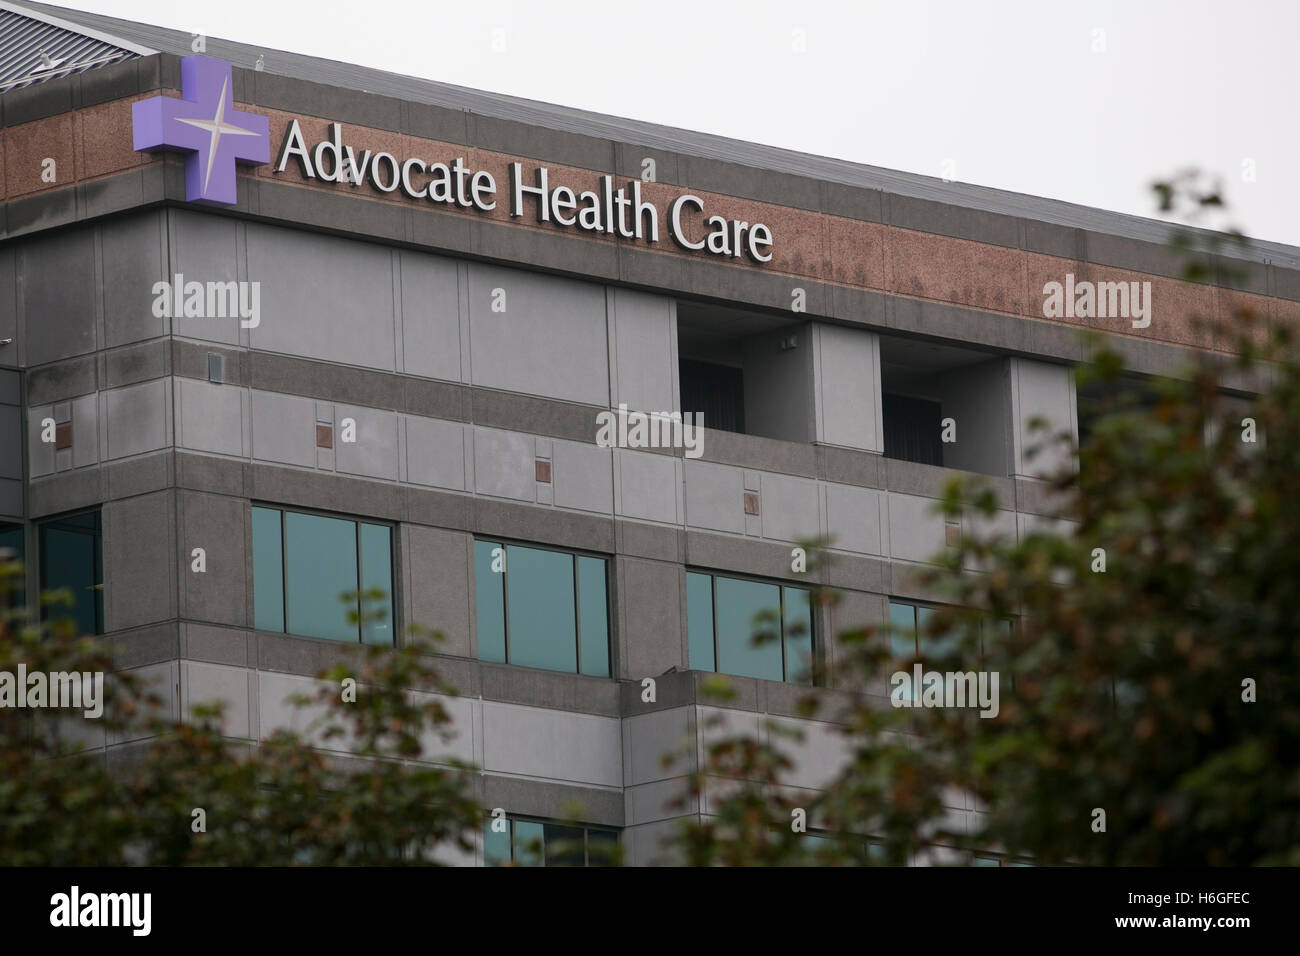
<box><xmin>132</xmin><ymin>56</ymin><xmax>269</xmax><ymax>205</ymax></box>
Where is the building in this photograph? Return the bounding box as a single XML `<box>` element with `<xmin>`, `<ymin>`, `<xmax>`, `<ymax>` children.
<box><xmin>0</xmin><ymin>0</ymin><xmax>1295</xmax><ymax>866</ymax></box>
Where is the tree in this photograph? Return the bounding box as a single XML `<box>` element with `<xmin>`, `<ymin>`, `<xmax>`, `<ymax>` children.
<box><xmin>0</xmin><ymin>577</ymin><xmax>481</xmax><ymax>865</ymax></box>
<box><xmin>670</xmin><ymin>176</ymin><xmax>1300</xmax><ymax>866</ymax></box>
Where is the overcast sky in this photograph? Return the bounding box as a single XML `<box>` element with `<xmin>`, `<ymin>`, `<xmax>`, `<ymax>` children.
<box><xmin>68</xmin><ymin>0</ymin><xmax>1299</xmax><ymax>247</ymax></box>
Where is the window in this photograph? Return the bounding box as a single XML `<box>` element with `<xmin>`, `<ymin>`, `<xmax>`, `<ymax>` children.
<box><xmin>474</xmin><ymin>539</ymin><xmax>610</xmax><ymax>677</ymax></box>
<box><xmin>679</xmin><ymin>358</ymin><xmax>745</xmax><ymax>434</ymax></box>
<box><xmin>38</xmin><ymin>511</ymin><xmax>103</xmax><ymax>635</ymax></box>
<box><xmin>686</xmin><ymin>570</ymin><xmax>814</xmax><ymax>684</ymax></box>
<box><xmin>882</xmin><ymin>394</ymin><xmax>943</xmax><ymax>466</ymax></box>
<box><xmin>0</xmin><ymin>521</ymin><xmax>23</xmax><ymax>610</ymax></box>
<box><xmin>252</xmin><ymin>505</ymin><xmax>394</xmax><ymax>644</ymax></box>
<box><xmin>483</xmin><ymin>816</ymin><xmax>620</xmax><ymax>867</ymax></box>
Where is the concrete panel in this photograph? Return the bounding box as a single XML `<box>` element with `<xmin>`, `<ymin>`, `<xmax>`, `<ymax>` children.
<box><xmin>0</xmin><ymin>249</ymin><xmax>16</xmax><ymax>354</ymax></box>
<box><xmin>623</xmin><ymin>706</ymin><xmax>693</xmax><ymax>787</ymax></box>
<box><xmin>177</xmin><ymin>378</ymin><xmax>244</xmax><ymax>457</ymax></box>
<box><xmin>683</xmin><ymin>459</ymin><xmax>744</xmax><ymax>534</ymax></box>
<box><xmin>247</xmin><ymin>222</ymin><xmax>397</xmax><ymax>370</ymax></box>
<box><xmin>181</xmin><ymin>660</ymin><xmax>251</xmax><ymax>738</ymax></box>
<box><xmin>816</xmin><ymin>323</ymin><xmax>883</xmax><ymax>452</ymax></box>
<box><xmin>20</xmin><ymin>226</ymin><xmax>96</xmax><ymax>365</ymax></box>
<box><xmin>962</xmin><ymin>508</ymin><xmax>1018</xmax><ymax>571</ymax></box>
<box><xmin>108</xmin><ymin>661</ymin><xmax>178</xmax><ymax>746</ymax></box>
<box><xmin>404</xmin><ymin>415</ymin><xmax>467</xmax><ymax>491</ymax></box>
<box><xmin>26</xmin><ymin>404</ymin><xmax>53</xmax><ymax>477</ymax></box>
<box><xmin>886</xmin><ymin>491</ymin><xmax>946</xmax><ymax>565</ymax></box>
<box><xmin>334</xmin><ymin>404</ymin><xmax>399</xmax><ymax>481</ymax></box>
<box><xmin>618</xmin><ymin>557</ymin><xmax>684</xmax><ymax>678</ymax></box>
<box><xmin>625</xmin><ymin>777</ymin><xmax>690</xmax><ymax>827</ymax></box>
<box><xmin>757</xmin><ymin>472</ymin><xmax>820</xmax><ymax>543</ymax></box>
<box><xmin>609</xmin><ymin>288</ymin><xmax>677</xmax><ymax>413</ymax></box>
<box><xmin>102</xmin><ymin>211</ymin><xmax>166</xmax><ymax>348</ymax></box>
<box><xmin>932</xmin><ymin>358</ymin><xmax>1012</xmax><ymax>477</ymax></box>
<box><xmin>70</xmin><ymin>393</ymin><xmax>98</xmax><ymax>469</ymax></box>
<box><xmin>398</xmin><ymin>250</ymin><xmax>462</xmax><ymax>382</ymax></box>
<box><xmin>258</xmin><ymin>670</ymin><xmax>340</xmax><ymax>750</ymax></box>
<box><xmin>768</xmin><ymin>716</ymin><xmax>855</xmax><ymax>791</ymax></box>
<box><xmin>0</xmin><ymin>404</ymin><xmax>22</xmax><ymax>481</ymax></box>
<box><xmin>743</xmin><ymin>324</ymin><xmax>815</xmax><ymax>443</ymax></box>
<box><xmin>614</xmin><ymin>449</ymin><xmax>680</xmax><ymax>525</ymax></box>
<box><xmin>1010</xmin><ymin>357</ymin><xmax>1077</xmax><ymax>480</ymax></box>
<box><xmin>481</xmin><ymin>700</ymin><xmax>622</xmax><ymax>788</ymax></box>
<box><xmin>105</xmin><ymin>379</ymin><xmax>169</xmax><ymax>460</ymax></box>
<box><xmin>824</xmin><ymin>482</ymin><xmax>882</xmax><ymax>555</ymax></box>
<box><xmin>466</xmin><ymin>263</ymin><xmax>609</xmax><ymax>406</ymax></box>
<box><xmin>403</xmin><ymin>525</ymin><xmax>472</xmax><ymax>657</ymax></box>
<box><xmin>249</xmin><ymin>390</ymin><xmax>317</xmax><ymax>468</ymax></box>
<box><xmin>624</xmin><ymin>818</ymin><xmax>684</xmax><ymax>867</ymax></box>
<box><xmin>471</xmin><ymin>426</ymin><xmax>534</xmax><ymax>502</ymax></box>
<box><xmin>179</xmin><ymin>491</ymin><xmax>248</xmax><ymax>628</ymax></box>
<box><xmin>103</xmin><ymin>491</ymin><xmax>175</xmax><ymax>631</ymax></box>
<box><xmin>412</xmin><ymin>690</ymin><xmax>476</xmax><ymax>765</ymax></box>
<box><xmin>552</xmin><ymin>438</ymin><xmax>613</xmax><ymax>515</ymax></box>
<box><xmin>168</xmin><ymin>208</ymin><xmax>242</xmax><ymax>346</ymax></box>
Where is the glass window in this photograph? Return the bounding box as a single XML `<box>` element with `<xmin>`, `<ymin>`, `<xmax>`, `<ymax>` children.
<box><xmin>38</xmin><ymin>510</ymin><xmax>103</xmax><ymax>635</ymax></box>
<box><xmin>686</xmin><ymin>570</ymin><xmax>815</xmax><ymax>684</ymax></box>
<box><xmin>0</xmin><ymin>521</ymin><xmax>24</xmax><ymax>611</ymax></box>
<box><xmin>482</xmin><ymin>819</ymin><xmax>510</xmax><ymax>867</ymax></box>
<box><xmin>506</xmin><ymin>545</ymin><xmax>577</xmax><ymax>673</ymax></box>
<box><xmin>484</xmin><ymin>816</ymin><xmax>620</xmax><ymax>867</ymax></box>
<box><xmin>474</xmin><ymin>541</ymin><xmax>507</xmax><ymax>663</ymax></box>
<box><xmin>252</xmin><ymin>505</ymin><xmax>394</xmax><ymax>644</ymax></box>
<box><xmin>685</xmin><ymin>571</ymin><xmax>716</xmax><ymax>672</ymax></box>
<box><xmin>783</xmin><ymin>585</ymin><xmax>814</xmax><ymax>683</ymax></box>
<box><xmin>577</xmin><ymin>556</ymin><xmax>610</xmax><ymax>678</ymax></box>
<box><xmin>716</xmin><ymin>576</ymin><xmax>782</xmax><ymax>681</ymax></box>
<box><xmin>890</xmin><ymin>600</ymin><xmax>965</xmax><ymax>663</ymax></box>
<box><xmin>889</xmin><ymin>601</ymin><xmax>918</xmax><ymax>659</ymax></box>
<box><xmin>359</xmin><ymin>523</ymin><xmax>393</xmax><ymax>645</ymax></box>
<box><xmin>474</xmin><ymin>539</ymin><xmax>610</xmax><ymax>678</ymax></box>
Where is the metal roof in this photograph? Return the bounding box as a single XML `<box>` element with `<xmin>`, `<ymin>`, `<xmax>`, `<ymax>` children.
<box><xmin>7</xmin><ymin>0</ymin><xmax>1299</xmax><ymax>270</ymax></box>
<box><xmin>0</xmin><ymin>0</ymin><xmax>150</xmax><ymax>91</ymax></box>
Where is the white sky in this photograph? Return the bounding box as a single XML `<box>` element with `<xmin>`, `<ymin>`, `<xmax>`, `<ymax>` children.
<box><xmin>66</xmin><ymin>0</ymin><xmax>1299</xmax><ymax>247</ymax></box>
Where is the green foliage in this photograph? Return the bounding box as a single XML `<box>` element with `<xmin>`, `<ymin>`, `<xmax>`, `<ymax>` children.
<box><xmin>0</xmin><ymin>574</ymin><xmax>481</xmax><ymax>865</ymax></box>
<box><xmin>671</xmin><ymin>179</ymin><xmax>1300</xmax><ymax>866</ymax></box>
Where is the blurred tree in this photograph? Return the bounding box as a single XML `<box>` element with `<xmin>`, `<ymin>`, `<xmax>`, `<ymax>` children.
<box><xmin>0</xmin><ymin>577</ymin><xmax>481</xmax><ymax>865</ymax></box>
<box><xmin>670</xmin><ymin>175</ymin><xmax>1300</xmax><ymax>866</ymax></box>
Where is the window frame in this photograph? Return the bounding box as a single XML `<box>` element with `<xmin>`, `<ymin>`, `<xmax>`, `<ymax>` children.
<box><xmin>251</xmin><ymin>502</ymin><xmax>398</xmax><ymax>646</ymax></box>
<box><xmin>483</xmin><ymin>813</ymin><xmax>621</xmax><ymax>867</ymax></box>
<box><xmin>473</xmin><ymin>535</ymin><xmax>613</xmax><ymax>678</ymax></box>
<box><xmin>686</xmin><ymin>566</ymin><xmax>818</xmax><ymax>685</ymax></box>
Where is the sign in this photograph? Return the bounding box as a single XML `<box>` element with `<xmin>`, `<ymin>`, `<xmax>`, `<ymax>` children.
<box><xmin>132</xmin><ymin>55</ymin><xmax>269</xmax><ymax>204</ymax></box>
<box><xmin>132</xmin><ymin>57</ymin><xmax>774</xmax><ymax>262</ymax></box>
<box><xmin>276</xmin><ymin>120</ymin><xmax>774</xmax><ymax>263</ymax></box>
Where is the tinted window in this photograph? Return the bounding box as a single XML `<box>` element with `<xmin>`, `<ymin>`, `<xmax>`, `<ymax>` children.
<box><xmin>474</xmin><ymin>540</ymin><xmax>610</xmax><ymax>678</ymax></box>
<box><xmin>688</xmin><ymin>570</ymin><xmax>814</xmax><ymax>684</ymax></box>
<box><xmin>506</xmin><ymin>545</ymin><xmax>577</xmax><ymax>673</ymax></box>
<box><xmin>38</xmin><ymin>511</ymin><xmax>102</xmax><ymax>635</ymax></box>
<box><xmin>0</xmin><ymin>521</ymin><xmax>23</xmax><ymax>610</ymax></box>
<box><xmin>253</xmin><ymin>506</ymin><xmax>394</xmax><ymax>644</ymax></box>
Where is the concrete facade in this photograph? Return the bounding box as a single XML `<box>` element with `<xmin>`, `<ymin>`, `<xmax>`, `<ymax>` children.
<box><xmin>2</xmin><ymin>17</ymin><xmax>1295</xmax><ymax>865</ymax></box>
